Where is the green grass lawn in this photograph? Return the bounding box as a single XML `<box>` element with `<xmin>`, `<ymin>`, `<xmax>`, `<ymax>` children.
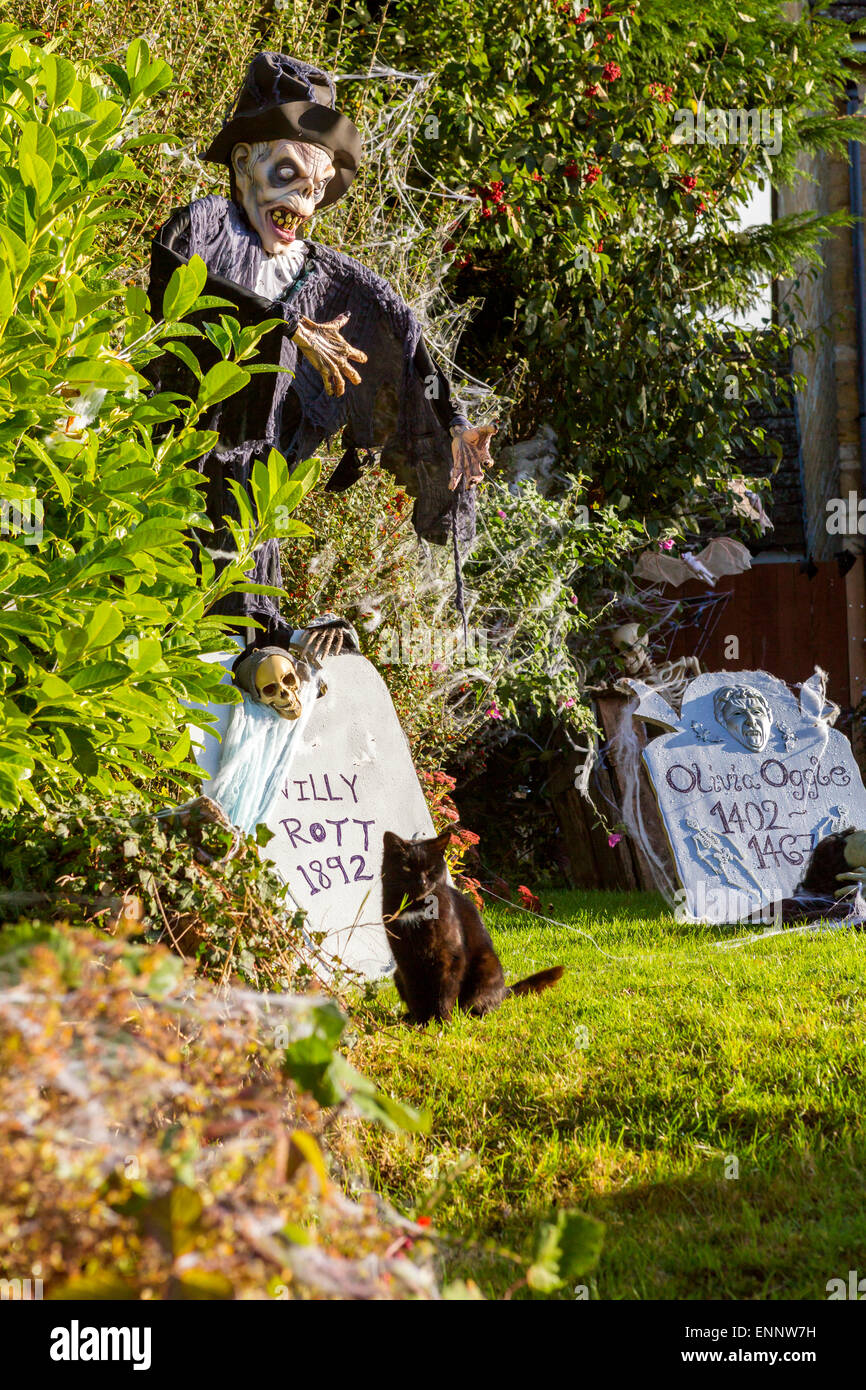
<box><xmin>347</xmin><ymin>890</ymin><xmax>866</xmax><ymax>1299</ymax></box>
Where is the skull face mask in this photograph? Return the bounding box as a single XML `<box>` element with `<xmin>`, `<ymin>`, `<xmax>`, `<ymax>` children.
<box><xmin>231</xmin><ymin>138</ymin><xmax>336</xmax><ymax>255</ymax></box>
<box><xmin>232</xmin><ymin>645</ymin><xmax>316</xmax><ymax>721</ymax></box>
<box><xmin>254</xmin><ymin>651</ymin><xmax>301</xmax><ymax>719</ymax></box>
<box><xmin>713</xmin><ymin>685</ymin><xmax>772</xmax><ymax>752</ymax></box>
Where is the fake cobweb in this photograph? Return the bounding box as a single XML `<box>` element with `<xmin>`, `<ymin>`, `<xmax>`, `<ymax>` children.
<box><xmin>0</xmin><ymin>929</ymin><xmax>442</xmax><ymax>1299</ymax></box>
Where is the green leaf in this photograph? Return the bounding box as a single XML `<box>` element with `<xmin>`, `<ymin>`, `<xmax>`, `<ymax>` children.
<box><xmin>287</xmin><ymin>453</ymin><xmax>322</xmax><ymax>499</ymax></box>
<box><xmin>162</xmin><ymin>255</ymin><xmax>207</xmax><ymax>322</ymax></box>
<box><xmin>19</xmin><ymin>151</ymin><xmax>52</xmax><ymax>206</ymax></box>
<box><xmin>0</xmin><ymin>266</ymin><xmax>13</xmax><ymax>321</ymax></box>
<box><xmin>125</xmin><ymin>36</ymin><xmax>149</xmax><ymax>83</ymax></box>
<box><xmin>197</xmin><ymin>360</ymin><xmax>249</xmax><ymax>409</ymax></box>
<box><xmin>41</xmin><ymin>53</ymin><xmax>77</xmax><ymax>107</ymax></box>
<box><xmin>20</xmin><ymin>121</ymin><xmax>56</xmax><ymax>171</ymax></box>
<box><xmin>283</xmin><ymin>1034</ymin><xmax>342</xmax><ymax>1107</ymax></box>
<box><xmin>164</xmin><ymin>340</ymin><xmax>204</xmax><ymax>382</ymax></box>
<box><xmin>0</xmin><ymin>223</ymin><xmax>29</xmax><ymax>275</ymax></box>
<box><xmin>84</xmin><ymin>601</ymin><xmax>124</xmax><ymax>650</ymax></box>
<box><xmin>527</xmin><ymin>1210</ymin><xmax>604</xmax><ymax>1292</ymax></box>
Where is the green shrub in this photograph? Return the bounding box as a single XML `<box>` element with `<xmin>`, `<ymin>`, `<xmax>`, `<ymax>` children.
<box><xmin>0</xmin><ymin>28</ymin><xmax>316</xmax><ymax>811</ymax></box>
<box><xmin>0</xmin><ymin>790</ymin><xmax>330</xmax><ymax>992</ymax></box>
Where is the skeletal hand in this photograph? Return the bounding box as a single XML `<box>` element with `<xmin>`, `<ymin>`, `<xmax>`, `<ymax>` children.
<box><xmin>299</xmin><ymin>625</ymin><xmax>346</xmax><ymax>662</ymax></box>
<box><xmin>834</xmin><ymin>869</ymin><xmax>866</xmax><ymax>899</ymax></box>
<box><xmin>292</xmin><ymin>312</ymin><xmax>367</xmax><ymax>397</ymax></box>
<box><xmin>448</xmin><ymin>423</ymin><xmax>497</xmax><ymax>491</ymax></box>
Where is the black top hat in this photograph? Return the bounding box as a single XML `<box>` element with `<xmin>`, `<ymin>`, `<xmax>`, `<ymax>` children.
<box><xmin>203</xmin><ymin>53</ymin><xmax>362</xmax><ymax>208</ymax></box>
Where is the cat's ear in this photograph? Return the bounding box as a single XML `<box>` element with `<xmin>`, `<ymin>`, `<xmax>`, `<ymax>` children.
<box><xmin>383</xmin><ymin>831</ymin><xmax>407</xmax><ymax>854</ymax></box>
<box><xmin>433</xmin><ymin>830</ymin><xmax>453</xmax><ymax>854</ymax></box>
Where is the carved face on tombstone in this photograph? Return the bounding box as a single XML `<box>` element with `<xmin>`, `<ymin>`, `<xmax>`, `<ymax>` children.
<box><xmin>231</xmin><ymin>138</ymin><xmax>336</xmax><ymax>255</ymax></box>
<box><xmin>612</xmin><ymin>623</ymin><xmax>649</xmax><ymax>676</ymax></box>
<box><xmin>254</xmin><ymin>652</ymin><xmax>302</xmax><ymax>720</ymax></box>
<box><xmin>713</xmin><ymin>685</ymin><xmax>772</xmax><ymax>752</ymax></box>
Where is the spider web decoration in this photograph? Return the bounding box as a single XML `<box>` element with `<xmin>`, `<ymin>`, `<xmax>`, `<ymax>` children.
<box><xmin>662</xmin><ymin>590</ymin><xmax>733</xmax><ymax>663</ymax></box>
<box><xmin>332</xmin><ymin>64</ymin><xmax>501</xmax><ymax>426</ymax></box>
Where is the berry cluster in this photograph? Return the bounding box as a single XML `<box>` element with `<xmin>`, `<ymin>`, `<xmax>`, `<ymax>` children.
<box><xmin>475</xmin><ymin>179</ymin><xmax>513</xmax><ymax>220</ymax></box>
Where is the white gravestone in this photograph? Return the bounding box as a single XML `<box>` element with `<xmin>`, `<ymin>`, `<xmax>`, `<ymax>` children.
<box><xmin>190</xmin><ymin>650</ymin><xmax>435</xmax><ymax>976</ymax></box>
<box><xmin>632</xmin><ymin>669</ymin><xmax>866</xmax><ymax>923</ymax></box>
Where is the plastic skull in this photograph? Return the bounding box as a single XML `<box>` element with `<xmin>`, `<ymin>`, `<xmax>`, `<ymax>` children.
<box><xmin>254</xmin><ymin>652</ymin><xmax>302</xmax><ymax>720</ymax></box>
<box><xmin>612</xmin><ymin>622</ymin><xmax>649</xmax><ymax>676</ymax></box>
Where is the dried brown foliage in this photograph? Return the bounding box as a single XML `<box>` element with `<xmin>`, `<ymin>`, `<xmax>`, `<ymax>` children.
<box><xmin>0</xmin><ymin>927</ymin><xmax>442</xmax><ymax>1299</ymax></box>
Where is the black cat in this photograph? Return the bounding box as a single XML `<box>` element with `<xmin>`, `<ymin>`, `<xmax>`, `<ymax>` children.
<box><xmin>381</xmin><ymin>830</ymin><xmax>563</xmax><ymax>1023</ymax></box>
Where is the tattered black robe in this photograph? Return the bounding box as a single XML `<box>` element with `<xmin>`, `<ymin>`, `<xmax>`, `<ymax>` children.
<box><xmin>147</xmin><ymin>195</ymin><xmax>472</xmax><ymax>645</ymax></box>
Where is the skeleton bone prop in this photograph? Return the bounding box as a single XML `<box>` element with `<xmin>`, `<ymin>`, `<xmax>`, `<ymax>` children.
<box><xmin>255</xmin><ymin>652</ymin><xmax>301</xmax><ymax>718</ymax></box>
<box><xmin>681</xmin><ymin>813</ymin><xmax>763</xmax><ymax>896</ymax></box>
<box><xmin>611</xmin><ymin>622</ymin><xmax>700</xmax><ymax>706</ymax></box>
<box><xmin>207</xmin><ymin>645</ymin><xmax>326</xmax><ymax>834</ymax></box>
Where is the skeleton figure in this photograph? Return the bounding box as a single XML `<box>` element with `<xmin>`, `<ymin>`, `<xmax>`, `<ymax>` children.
<box><xmin>812</xmin><ymin>803</ymin><xmax>852</xmax><ymax>848</ymax></box>
<box><xmin>682</xmin><ymin>814</ymin><xmax>763</xmax><ymax>894</ymax></box>
<box><xmin>253</xmin><ymin>651</ymin><xmax>301</xmax><ymax>718</ymax></box>
<box><xmin>611</xmin><ymin>623</ymin><xmax>650</xmax><ymax>677</ymax></box>
<box><xmin>776</xmin><ymin>720</ymin><xmax>797</xmax><ymax>751</ymax></box>
<box><xmin>713</xmin><ymin>685</ymin><xmax>772</xmax><ymax>752</ymax></box>
<box><xmin>691</xmin><ymin>721</ymin><xmax>723</xmax><ymax>745</ymax></box>
<box><xmin>611</xmin><ymin>623</ymin><xmax>700</xmax><ymax>704</ymax></box>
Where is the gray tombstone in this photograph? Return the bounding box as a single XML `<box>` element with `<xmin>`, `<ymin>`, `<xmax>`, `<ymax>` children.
<box><xmin>188</xmin><ymin>649</ymin><xmax>435</xmax><ymax>976</ymax></box>
<box><xmin>631</xmin><ymin>668</ymin><xmax>866</xmax><ymax>923</ymax></box>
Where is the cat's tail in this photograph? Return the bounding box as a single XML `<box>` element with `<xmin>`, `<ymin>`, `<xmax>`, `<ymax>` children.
<box><xmin>506</xmin><ymin>965</ymin><xmax>564</xmax><ymax>997</ymax></box>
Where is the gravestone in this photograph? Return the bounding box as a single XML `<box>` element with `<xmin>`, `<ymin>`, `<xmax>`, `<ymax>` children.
<box><xmin>189</xmin><ymin>650</ymin><xmax>435</xmax><ymax>976</ymax></box>
<box><xmin>631</xmin><ymin>668</ymin><xmax>866</xmax><ymax>922</ymax></box>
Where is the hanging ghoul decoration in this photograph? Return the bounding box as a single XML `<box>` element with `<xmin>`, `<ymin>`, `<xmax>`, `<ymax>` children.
<box><xmin>146</xmin><ymin>53</ymin><xmax>495</xmax><ymax>666</ymax></box>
